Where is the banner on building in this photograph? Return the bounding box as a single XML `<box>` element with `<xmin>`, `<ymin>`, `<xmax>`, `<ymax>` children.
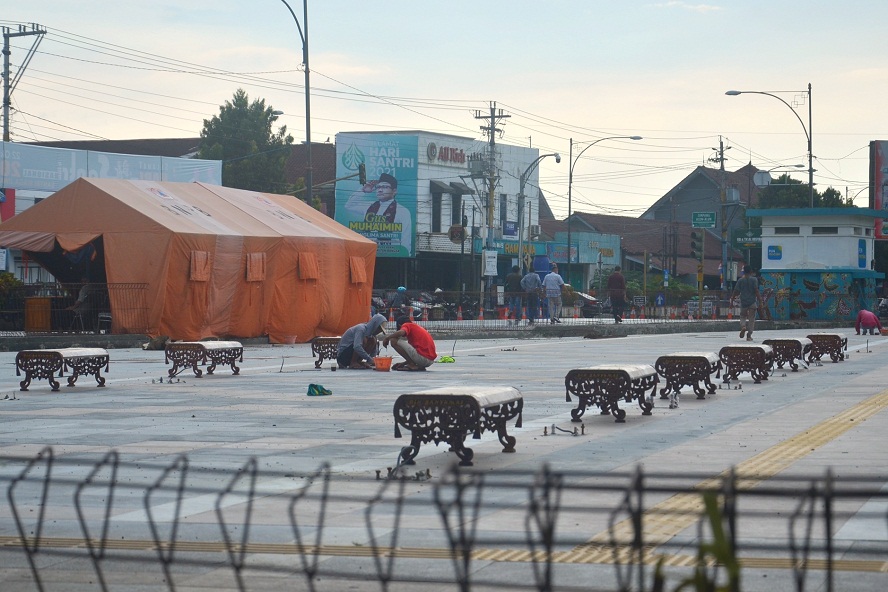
<box><xmin>871</xmin><ymin>140</ymin><xmax>888</xmax><ymax>238</ymax></box>
<box><xmin>0</xmin><ymin>142</ymin><xmax>221</xmax><ymax>193</ymax></box>
<box><xmin>334</xmin><ymin>134</ymin><xmax>418</xmax><ymax>257</ymax></box>
<box><xmin>0</xmin><ymin>188</ymin><xmax>14</xmax><ymax>221</ymax></box>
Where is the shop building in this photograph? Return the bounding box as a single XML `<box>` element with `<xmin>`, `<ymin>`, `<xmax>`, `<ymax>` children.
<box><xmin>334</xmin><ymin>131</ymin><xmax>554</xmax><ymax>291</ymax></box>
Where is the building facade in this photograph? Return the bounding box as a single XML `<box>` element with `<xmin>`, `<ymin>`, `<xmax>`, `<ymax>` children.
<box><xmin>333</xmin><ymin>131</ymin><xmax>553</xmax><ymax>291</ymax></box>
<box><xmin>749</xmin><ymin>207</ymin><xmax>885</xmax><ymax>320</ymax></box>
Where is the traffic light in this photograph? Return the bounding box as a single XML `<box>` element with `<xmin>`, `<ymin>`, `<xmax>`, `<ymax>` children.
<box><xmin>645</xmin><ymin>251</ymin><xmax>653</xmax><ymax>271</ymax></box>
<box><xmin>358</xmin><ymin>163</ymin><xmax>367</xmax><ymax>185</ymax></box>
<box><xmin>690</xmin><ymin>231</ymin><xmax>703</xmax><ymax>261</ymax></box>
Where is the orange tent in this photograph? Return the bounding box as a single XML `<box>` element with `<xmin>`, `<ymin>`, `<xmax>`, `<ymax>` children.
<box><xmin>0</xmin><ymin>178</ymin><xmax>376</xmax><ymax>343</ymax></box>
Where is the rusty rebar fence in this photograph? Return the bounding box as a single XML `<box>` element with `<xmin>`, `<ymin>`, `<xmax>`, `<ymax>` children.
<box><xmin>2</xmin><ymin>449</ymin><xmax>886</xmax><ymax>592</ymax></box>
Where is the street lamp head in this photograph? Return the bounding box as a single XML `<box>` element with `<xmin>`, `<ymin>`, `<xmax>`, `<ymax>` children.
<box><xmin>725</xmin><ymin>90</ymin><xmax>742</xmax><ymax>96</ymax></box>
<box><xmin>554</xmin><ymin>153</ymin><xmax>562</xmax><ymax>164</ymax></box>
<box><xmin>271</xmin><ymin>110</ymin><xmax>284</xmax><ymax>116</ymax></box>
<box><xmin>629</xmin><ymin>136</ymin><xmax>643</xmax><ymax>141</ymax></box>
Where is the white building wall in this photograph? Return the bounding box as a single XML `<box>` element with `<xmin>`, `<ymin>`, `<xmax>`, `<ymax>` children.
<box><xmin>760</xmin><ymin>212</ymin><xmax>875</xmax><ymax>270</ymax></box>
<box><xmin>413</xmin><ymin>132</ymin><xmax>540</xmax><ymax>242</ymax></box>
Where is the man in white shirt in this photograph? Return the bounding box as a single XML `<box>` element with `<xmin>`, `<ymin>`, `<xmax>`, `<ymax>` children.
<box><xmin>541</xmin><ymin>264</ymin><xmax>566</xmax><ymax>324</ymax></box>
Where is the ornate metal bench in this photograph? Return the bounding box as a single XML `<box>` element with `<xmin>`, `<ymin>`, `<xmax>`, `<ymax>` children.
<box><xmin>762</xmin><ymin>337</ymin><xmax>812</xmax><ymax>372</ymax></box>
<box><xmin>564</xmin><ymin>364</ymin><xmax>658</xmax><ymax>423</ymax></box>
<box><xmin>393</xmin><ymin>386</ymin><xmax>523</xmax><ymax>467</ymax></box>
<box><xmin>718</xmin><ymin>344</ymin><xmax>774</xmax><ymax>384</ymax></box>
<box><xmin>165</xmin><ymin>341</ymin><xmax>243</xmax><ymax>378</ymax></box>
<box><xmin>310</xmin><ymin>336</ymin><xmax>341</xmax><ymax>368</ymax></box>
<box><xmin>806</xmin><ymin>333</ymin><xmax>847</xmax><ymax>363</ymax></box>
<box><xmin>15</xmin><ymin>347</ymin><xmax>109</xmax><ymax>392</ymax></box>
<box><xmin>654</xmin><ymin>352</ymin><xmax>721</xmax><ymax>408</ymax></box>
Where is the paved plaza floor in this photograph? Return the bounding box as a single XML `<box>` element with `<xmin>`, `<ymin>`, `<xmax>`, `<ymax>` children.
<box><xmin>2</xmin><ymin>327</ymin><xmax>887</xmax><ymax>591</ymax></box>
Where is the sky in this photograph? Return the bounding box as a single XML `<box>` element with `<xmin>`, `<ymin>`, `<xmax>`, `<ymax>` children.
<box><xmin>4</xmin><ymin>1</ymin><xmax>888</xmax><ymax>217</ymax></box>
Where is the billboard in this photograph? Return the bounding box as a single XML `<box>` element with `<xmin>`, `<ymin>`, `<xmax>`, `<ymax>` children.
<box><xmin>335</xmin><ymin>134</ymin><xmax>418</xmax><ymax>258</ymax></box>
<box><xmin>0</xmin><ymin>142</ymin><xmax>221</xmax><ymax>192</ymax></box>
<box><xmin>871</xmin><ymin>140</ymin><xmax>888</xmax><ymax>238</ymax></box>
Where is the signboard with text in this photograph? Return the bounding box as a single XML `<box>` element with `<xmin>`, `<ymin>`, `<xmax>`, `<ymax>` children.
<box><xmin>732</xmin><ymin>228</ymin><xmax>762</xmax><ymax>248</ymax></box>
<box><xmin>692</xmin><ymin>212</ymin><xmax>717</xmax><ymax>228</ymax></box>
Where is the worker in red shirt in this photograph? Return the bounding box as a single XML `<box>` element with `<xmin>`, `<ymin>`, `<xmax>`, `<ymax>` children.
<box><xmin>855</xmin><ymin>309</ymin><xmax>883</xmax><ymax>335</ymax></box>
<box><xmin>383</xmin><ymin>315</ymin><xmax>438</xmax><ymax>371</ymax></box>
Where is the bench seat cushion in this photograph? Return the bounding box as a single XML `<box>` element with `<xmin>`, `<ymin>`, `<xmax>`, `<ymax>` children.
<box><xmin>574</xmin><ymin>364</ymin><xmax>657</xmax><ymax>381</ymax></box>
<box><xmin>722</xmin><ymin>344</ymin><xmax>773</xmax><ymax>354</ymax></box>
<box><xmin>763</xmin><ymin>338</ymin><xmax>812</xmax><ymax>346</ymax></box>
<box><xmin>403</xmin><ymin>386</ymin><xmax>521</xmax><ymax>408</ymax></box>
<box><xmin>48</xmin><ymin>348</ymin><xmax>108</xmax><ymax>358</ymax></box>
<box><xmin>659</xmin><ymin>352</ymin><xmax>720</xmax><ymax>364</ymax></box>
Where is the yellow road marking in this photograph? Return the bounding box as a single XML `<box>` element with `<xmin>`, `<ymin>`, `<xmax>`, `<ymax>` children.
<box><xmin>584</xmin><ymin>388</ymin><xmax>888</xmax><ymax>548</ymax></box>
<box><xmin>1</xmin><ymin>536</ymin><xmax>887</xmax><ymax>573</ymax></box>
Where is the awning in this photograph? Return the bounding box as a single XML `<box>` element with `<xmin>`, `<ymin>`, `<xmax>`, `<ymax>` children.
<box><xmin>450</xmin><ymin>181</ymin><xmax>475</xmax><ymax>195</ymax></box>
<box><xmin>430</xmin><ymin>180</ymin><xmax>452</xmax><ymax>194</ymax></box>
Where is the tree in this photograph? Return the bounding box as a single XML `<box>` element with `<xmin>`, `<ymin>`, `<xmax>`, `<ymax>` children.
<box><xmin>757</xmin><ymin>174</ymin><xmax>851</xmax><ymax>209</ymax></box>
<box><xmin>199</xmin><ymin>89</ymin><xmax>294</xmax><ymax>194</ymax></box>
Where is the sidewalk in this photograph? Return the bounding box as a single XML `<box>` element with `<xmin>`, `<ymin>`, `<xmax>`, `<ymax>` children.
<box><xmin>1</xmin><ymin>327</ymin><xmax>887</xmax><ymax>591</ymax></box>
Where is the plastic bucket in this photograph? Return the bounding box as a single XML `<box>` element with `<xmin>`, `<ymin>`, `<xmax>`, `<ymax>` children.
<box><xmin>374</xmin><ymin>356</ymin><xmax>393</xmax><ymax>371</ymax></box>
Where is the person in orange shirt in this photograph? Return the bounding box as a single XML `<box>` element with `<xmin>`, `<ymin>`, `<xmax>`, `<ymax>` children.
<box><xmin>384</xmin><ymin>315</ymin><xmax>437</xmax><ymax>371</ymax></box>
<box><xmin>855</xmin><ymin>309</ymin><xmax>883</xmax><ymax>335</ymax></box>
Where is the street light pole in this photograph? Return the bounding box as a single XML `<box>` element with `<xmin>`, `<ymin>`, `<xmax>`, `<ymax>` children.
<box><xmin>518</xmin><ymin>152</ymin><xmax>561</xmax><ymax>273</ymax></box>
<box><xmin>567</xmin><ymin>135</ymin><xmax>642</xmax><ymax>284</ymax></box>
<box><xmin>280</xmin><ymin>0</ymin><xmax>312</xmax><ymax>203</ymax></box>
<box><xmin>726</xmin><ymin>84</ymin><xmax>813</xmax><ymax>207</ymax></box>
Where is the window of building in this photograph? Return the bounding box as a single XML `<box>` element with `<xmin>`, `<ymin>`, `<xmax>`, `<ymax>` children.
<box><xmin>854</xmin><ymin>227</ymin><xmax>863</xmax><ymax>235</ymax></box>
<box><xmin>811</xmin><ymin>226</ymin><xmax>838</xmax><ymax>235</ymax></box>
<box><xmin>431</xmin><ymin>192</ymin><xmax>442</xmax><ymax>233</ymax></box>
<box><xmin>774</xmin><ymin>227</ymin><xmax>800</xmax><ymax>235</ymax></box>
<box><xmin>450</xmin><ymin>194</ymin><xmax>462</xmax><ymax>226</ymax></box>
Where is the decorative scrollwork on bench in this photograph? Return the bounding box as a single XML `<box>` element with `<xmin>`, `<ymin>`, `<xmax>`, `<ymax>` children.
<box><xmin>565</xmin><ymin>365</ymin><xmax>658</xmax><ymax>423</ymax></box>
<box><xmin>393</xmin><ymin>386</ymin><xmax>523</xmax><ymax>467</ymax></box>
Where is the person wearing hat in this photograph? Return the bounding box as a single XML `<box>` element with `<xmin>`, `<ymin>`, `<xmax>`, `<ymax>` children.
<box><xmin>383</xmin><ymin>314</ymin><xmax>437</xmax><ymax>371</ymax></box>
<box><xmin>390</xmin><ymin>286</ymin><xmax>409</xmax><ymax>314</ymax></box>
<box><xmin>345</xmin><ymin>172</ymin><xmax>413</xmax><ymax>256</ymax></box>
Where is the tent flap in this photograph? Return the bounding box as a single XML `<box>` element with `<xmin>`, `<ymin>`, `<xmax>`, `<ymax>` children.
<box><xmin>0</xmin><ymin>230</ymin><xmax>57</xmax><ymax>252</ymax></box>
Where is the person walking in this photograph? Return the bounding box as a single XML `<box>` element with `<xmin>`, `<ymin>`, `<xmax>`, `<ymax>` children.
<box><xmin>504</xmin><ymin>265</ymin><xmax>523</xmax><ymax>324</ymax></box>
<box><xmin>731</xmin><ymin>265</ymin><xmax>762</xmax><ymax>341</ymax></box>
<box><xmin>606</xmin><ymin>266</ymin><xmax>627</xmax><ymax>323</ymax></box>
<box><xmin>542</xmin><ymin>263</ymin><xmax>566</xmax><ymax>324</ymax></box>
<box><xmin>520</xmin><ymin>267</ymin><xmax>542</xmax><ymax>325</ymax></box>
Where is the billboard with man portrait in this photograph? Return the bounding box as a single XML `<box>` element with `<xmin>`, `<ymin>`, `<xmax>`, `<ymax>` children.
<box><xmin>871</xmin><ymin>140</ymin><xmax>888</xmax><ymax>238</ymax></box>
<box><xmin>335</xmin><ymin>133</ymin><xmax>418</xmax><ymax>257</ymax></box>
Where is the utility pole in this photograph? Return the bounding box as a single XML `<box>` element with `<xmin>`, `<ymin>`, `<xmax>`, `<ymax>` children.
<box><xmin>709</xmin><ymin>136</ymin><xmax>730</xmax><ymax>292</ymax></box>
<box><xmin>474</xmin><ymin>102</ymin><xmax>509</xmax><ymax>314</ymax></box>
<box><xmin>3</xmin><ymin>23</ymin><xmax>46</xmax><ymax>142</ymax></box>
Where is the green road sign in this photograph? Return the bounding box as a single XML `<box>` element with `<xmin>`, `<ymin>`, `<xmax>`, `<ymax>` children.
<box><xmin>732</xmin><ymin>227</ymin><xmax>762</xmax><ymax>248</ymax></box>
<box><xmin>692</xmin><ymin>212</ymin><xmax>717</xmax><ymax>228</ymax></box>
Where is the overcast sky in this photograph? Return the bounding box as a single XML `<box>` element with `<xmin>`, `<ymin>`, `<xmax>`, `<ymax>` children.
<box><xmin>4</xmin><ymin>1</ymin><xmax>887</xmax><ymax>216</ymax></box>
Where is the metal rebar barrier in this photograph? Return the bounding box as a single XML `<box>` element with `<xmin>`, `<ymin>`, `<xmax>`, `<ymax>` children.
<box><xmin>2</xmin><ymin>449</ymin><xmax>886</xmax><ymax>592</ymax></box>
